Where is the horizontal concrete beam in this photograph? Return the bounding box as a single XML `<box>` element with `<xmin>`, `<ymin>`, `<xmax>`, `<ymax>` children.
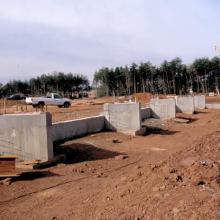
<box><xmin>52</xmin><ymin>116</ymin><xmax>105</xmax><ymax>142</ymax></box>
<box><xmin>206</xmin><ymin>103</ymin><xmax>220</xmax><ymax>109</ymax></box>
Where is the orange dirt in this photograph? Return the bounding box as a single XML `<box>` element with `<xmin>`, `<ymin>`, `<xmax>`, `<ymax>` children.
<box><xmin>0</xmin><ymin>94</ymin><xmax>184</xmax><ymax>122</ymax></box>
<box><xmin>0</xmin><ymin>109</ymin><xmax>220</xmax><ymax>219</ymax></box>
<box><xmin>132</xmin><ymin>93</ymin><xmax>152</xmax><ymax>104</ymax></box>
<box><xmin>206</xmin><ymin>96</ymin><xmax>220</xmax><ymax>103</ymax></box>
<box><xmin>0</xmin><ymin>97</ymin><xmax>129</xmax><ymax>123</ymax></box>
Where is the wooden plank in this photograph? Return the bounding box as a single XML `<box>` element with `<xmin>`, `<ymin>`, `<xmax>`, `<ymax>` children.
<box><xmin>0</xmin><ymin>155</ymin><xmax>16</xmax><ymax>174</ymax></box>
<box><xmin>0</xmin><ymin>155</ymin><xmax>17</xmax><ymax>159</ymax></box>
<box><xmin>0</xmin><ymin>173</ymin><xmax>19</xmax><ymax>178</ymax></box>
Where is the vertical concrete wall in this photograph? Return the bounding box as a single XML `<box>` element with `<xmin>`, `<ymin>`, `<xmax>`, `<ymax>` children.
<box><xmin>52</xmin><ymin>116</ymin><xmax>105</xmax><ymax>142</ymax></box>
<box><xmin>140</xmin><ymin>107</ymin><xmax>152</xmax><ymax>120</ymax></box>
<box><xmin>103</xmin><ymin>103</ymin><xmax>141</xmax><ymax>133</ymax></box>
<box><xmin>0</xmin><ymin>112</ymin><xmax>53</xmax><ymax>161</ymax></box>
<box><xmin>150</xmin><ymin>98</ymin><xmax>176</xmax><ymax>119</ymax></box>
<box><xmin>193</xmin><ymin>95</ymin><xmax>206</xmax><ymax>109</ymax></box>
<box><xmin>175</xmin><ymin>96</ymin><xmax>194</xmax><ymax>114</ymax></box>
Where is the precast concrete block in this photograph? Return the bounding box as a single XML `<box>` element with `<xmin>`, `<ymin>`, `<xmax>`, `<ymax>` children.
<box><xmin>150</xmin><ymin>98</ymin><xmax>176</xmax><ymax>120</ymax></box>
<box><xmin>0</xmin><ymin>112</ymin><xmax>53</xmax><ymax>161</ymax></box>
<box><xmin>103</xmin><ymin>102</ymin><xmax>141</xmax><ymax>134</ymax></box>
<box><xmin>175</xmin><ymin>96</ymin><xmax>194</xmax><ymax>114</ymax></box>
<box><xmin>193</xmin><ymin>95</ymin><xmax>206</xmax><ymax>109</ymax></box>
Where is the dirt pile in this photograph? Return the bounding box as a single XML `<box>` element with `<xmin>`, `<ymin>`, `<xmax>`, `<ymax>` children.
<box><xmin>142</xmin><ymin>131</ymin><xmax>220</xmax><ymax>219</ymax></box>
<box><xmin>132</xmin><ymin>93</ymin><xmax>152</xmax><ymax>104</ymax></box>
<box><xmin>0</xmin><ymin>109</ymin><xmax>220</xmax><ymax>219</ymax></box>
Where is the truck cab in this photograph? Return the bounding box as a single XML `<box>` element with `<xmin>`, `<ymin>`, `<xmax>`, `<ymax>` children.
<box><xmin>26</xmin><ymin>93</ymin><xmax>71</xmax><ymax>108</ymax></box>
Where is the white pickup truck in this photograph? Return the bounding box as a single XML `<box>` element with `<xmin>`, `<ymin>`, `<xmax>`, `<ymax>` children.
<box><xmin>26</xmin><ymin>93</ymin><xmax>71</xmax><ymax>108</ymax></box>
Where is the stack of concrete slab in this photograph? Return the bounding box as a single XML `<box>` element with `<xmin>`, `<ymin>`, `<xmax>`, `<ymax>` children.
<box><xmin>150</xmin><ymin>98</ymin><xmax>176</xmax><ymax>120</ymax></box>
<box><xmin>103</xmin><ymin>102</ymin><xmax>143</xmax><ymax>135</ymax></box>
<box><xmin>175</xmin><ymin>96</ymin><xmax>194</xmax><ymax>114</ymax></box>
<box><xmin>193</xmin><ymin>95</ymin><xmax>206</xmax><ymax>109</ymax></box>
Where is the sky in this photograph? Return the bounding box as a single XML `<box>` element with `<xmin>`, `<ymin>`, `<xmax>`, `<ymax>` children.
<box><xmin>0</xmin><ymin>0</ymin><xmax>220</xmax><ymax>83</ymax></box>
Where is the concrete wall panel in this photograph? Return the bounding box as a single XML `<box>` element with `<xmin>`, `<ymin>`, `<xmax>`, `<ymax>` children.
<box><xmin>52</xmin><ymin>116</ymin><xmax>105</xmax><ymax>142</ymax></box>
<box><xmin>103</xmin><ymin>103</ymin><xmax>141</xmax><ymax>133</ymax></box>
<box><xmin>194</xmin><ymin>95</ymin><xmax>206</xmax><ymax>109</ymax></box>
<box><xmin>176</xmin><ymin>96</ymin><xmax>194</xmax><ymax>114</ymax></box>
<box><xmin>0</xmin><ymin>112</ymin><xmax>53</xmax><ymax>161</ymax></box>
<box><xmin>150</xmin><ymin>98</ymin><xmax>176</xmax><ymax>119</ymax></box>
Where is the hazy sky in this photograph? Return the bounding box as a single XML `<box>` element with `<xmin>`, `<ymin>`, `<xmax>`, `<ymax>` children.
<box><xmin>0</xmin><ymin>0</ymin><xmax>220</xmax><ymax>83</ymax></box>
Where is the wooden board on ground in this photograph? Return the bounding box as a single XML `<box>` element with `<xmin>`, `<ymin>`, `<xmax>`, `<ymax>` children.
<box><xmin>0</xmin><ymin>155</ymin><xmax>16</xmax><ymax>175</ymax></box>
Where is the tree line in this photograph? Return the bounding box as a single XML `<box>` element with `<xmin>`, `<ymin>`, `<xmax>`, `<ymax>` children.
<box><xmin>0</xmin><ymin>72</ymin><xmax>90</xmax><ymax>98</ymax></box>
<box><xmin>1</xmin><ymin>57</ymin><xmax>220</xmax><ymax>98</ymax></box>
<box><xmin>93</xmin><ymin>57</ymin><xmax>220</xmax><ymax>96</ymax></box>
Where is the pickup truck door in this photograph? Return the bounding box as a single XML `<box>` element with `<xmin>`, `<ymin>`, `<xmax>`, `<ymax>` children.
<box><xmin>45</xmin><ymin>94</ymin><xmax>53</xmax><ymax>105</ymax></box>
<box><xmin>53</xmin><ymin>94</ymin><xmax>64</xmax><ymax>105</ymax></box>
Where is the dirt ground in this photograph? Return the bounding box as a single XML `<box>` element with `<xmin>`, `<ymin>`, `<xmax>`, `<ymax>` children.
<box><xmin>0</xmin><ymin>97</ymin><xmax>119</xmax><ymax>122</ymax></box>
<box><xmin>0</xmin><ymin>95</ymin><xmax>148</xmax><ymax>122</ymax></box>
<box><xmin>0</xmin><ymin>108</ymin><xmax>220</xmax><ymax>219</ymax></box>
<box><xmin>1</xmin><ymin>94</ymin><xmax>220</xmax><ymax>123</ymax></box>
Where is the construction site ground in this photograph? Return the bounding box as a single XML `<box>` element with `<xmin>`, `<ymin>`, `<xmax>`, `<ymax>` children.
<box><xmin>0</xmin><ymin>96</ymin><xmax>130</xmax><ymax>122</ymax></box>
<box><xmin>0</xmin><ymin>94</ymin><xmax>219</xmax><ymax>122</ymax></box>
<box><xmin>0</xmin><ymin>107</ymin><xmax>220</xmax><ymax>219</ymax></box>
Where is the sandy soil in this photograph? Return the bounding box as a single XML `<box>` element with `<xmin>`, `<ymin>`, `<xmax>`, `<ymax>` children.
<box><xmin>0</xmin><ymin>108</ymin><xmax>220</xmax><ymax>219</ymax></box>
<box><xmin>0</xmin><ymin>94</ymin><xmax>149</xmax><ymax>122</ymax></box>
<box><xmin>206</xmin><ymin>96</ymin><xmax>220</xmax><ymax>103</ymax></box>
<box><xmin>1</xmin><ymin>94</ymin><xmax>218</xmax><ymax>123</ymax></box>
<box><xmin>0</xmin><ymin>97</ymin><xmax>118</xmax><ymax>123</ymax></box>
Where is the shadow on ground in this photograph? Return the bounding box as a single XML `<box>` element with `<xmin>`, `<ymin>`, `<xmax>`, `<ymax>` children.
<box><xmin>142</xmin><ymin>118</ymin><xmax>179</xmax><ymax>136</ymax></box>
<box><xmin>143</xmin><ymin>126</ymin><xmax>179</xmax><ymax>136</ymax></box>
<box><xmin>194</xmin><ymin>110</ymin><xmax>208</xmax><ymax>114</ymax></box>
<box><xmin>55</xmin><ymin>143</ymin><xmax>121</xmax><ymax>164</ymax></box>
<box><xmin>7</xmin><ymin>171</ymin><xmax>59</xmax><ymax>183</ymax></box>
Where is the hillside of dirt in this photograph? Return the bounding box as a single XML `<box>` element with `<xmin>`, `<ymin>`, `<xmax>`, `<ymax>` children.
<box><xmin>0</xmin><ymin>109</ymin><xmax>220</xmax><ymax>219</ymax></box>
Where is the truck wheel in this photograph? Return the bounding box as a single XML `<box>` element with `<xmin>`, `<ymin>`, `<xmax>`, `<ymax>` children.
<box><xmin>64</xmin><ymin>102</ymin><xmax>70</xmax><ymax>108</ymax></box>
<box><xmin>37</xmin><ymin>102</ymin><xmax>45</xmax><ymax>109</ymax></box>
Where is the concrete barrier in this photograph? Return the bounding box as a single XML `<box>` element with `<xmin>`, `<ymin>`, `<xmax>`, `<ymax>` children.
<box><xmin>194</xmin><ymin>95</ymin><xmax>206</xmax><ymax>109</ymax></box>
<box><xmin>140</xmin><ymin>107</ymin><xmax>152</xmax><ymax>120</ymax></box>
<box><xmin>103</xmin><ymin>103</ymin><xmax>142</xmax><ymax>134</ymax></box>
<box><xmin>52</xmin><ymin>116</ymin><xmax>105</xmax><ymax>142</ymax></box>
<box><xmin>206</xmin><ymin>103</ymin><xmax>220</xmax><ymax>109</ymax></box>
<box><xmin>175</xmin><ymin>96</ymin><xmax>194</xmax><ymax>114</ymax></box>
<box><xmin>0</xmin><ymin>112</ymin><xmax>53</xmax><ymax>161</ymax></box>
<box><xmin>3</xmin><ymin>96</ymin><xmax>203</xmax><ymax>162</ymax></box>
<box><xmin>150</xmin><ymin>98</ymin><xmax>176</xmax><ymax>119</ymax></box>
